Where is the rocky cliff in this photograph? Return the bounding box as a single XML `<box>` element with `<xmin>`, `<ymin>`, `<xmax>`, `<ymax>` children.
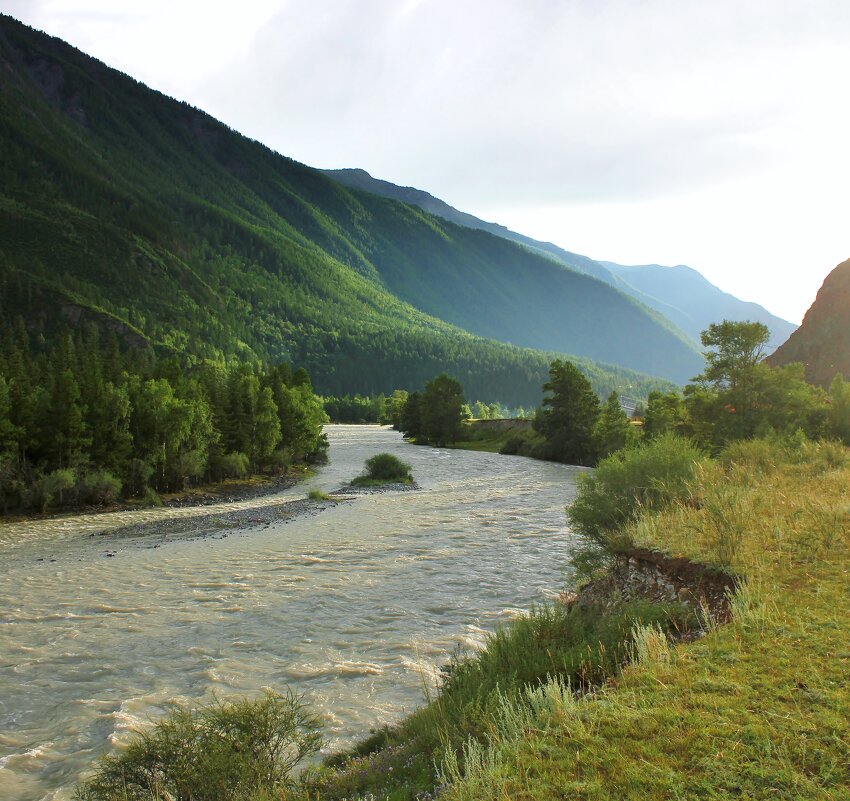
<box><xmin>766</xmin><ymin>257</ymin><xmax>850</xmax><ymax>386</ymax></box>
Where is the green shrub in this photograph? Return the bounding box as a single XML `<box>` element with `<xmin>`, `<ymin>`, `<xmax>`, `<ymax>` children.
<box><xmin>75</xmin><ymin>690</ymin><xmax>322</xmax><ymax>801</ymax></box>
<box><xmin>568</xmin><ymin>433</ymin><xmax>706</xmax><ymax>556</ymax></box>
<box><xmin>220</xmin><ymin>451</ymin><xmax>250</xmax><ymax>479</ymax></box>
<box><xmin>140</xmin><ymin>486</ymin><xmax>163</xmax><ymax>508</ymax></box>
<box><xmin>308</xmin><ymin>488</ymin><xmax>331</xmax><ymax>501</ymax></box>
<box><xmin>354</xmin><ymin>453</ymin><xmax>412</xmax><ymax>483</ymax></box>
<box><xmin>78</xmin><ymin>470</ymin><xmax>122</xmax><ymax>506</ymax></box>
<box><xmin>33</xmin><ymin>468</ymin><xmax>76</xmax><ymax>511</ymax></box>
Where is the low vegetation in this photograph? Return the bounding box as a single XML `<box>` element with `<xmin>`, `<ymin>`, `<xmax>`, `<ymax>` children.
<box><xmin>75</xmin><ymin>691</ymin><xmax>322</xmax><ymax>801</ymax></box>
<box><xmin>437</xmin><ymin>437</ymin><xmax>850</xmax><ymax>800</ymax></box>
<box><xmin>351</xmin><ymin>453</ymin><xmax>413</xmax><ymax>486</ymax></box>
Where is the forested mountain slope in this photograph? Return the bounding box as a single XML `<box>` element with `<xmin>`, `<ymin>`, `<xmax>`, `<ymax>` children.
<box><xmin>324</xmin><ymin>168</ymin><xmax>796</xmax><ymax>351</ymax></box>
<box><xmin>0</xmin><ymin>16</ymin><xmax>693</xmax><ymax>405</ymax></box>
<box><xmin>766</xmin><ymin>257</ymin><xmax>850</xmax><ymax>386</ymax></box>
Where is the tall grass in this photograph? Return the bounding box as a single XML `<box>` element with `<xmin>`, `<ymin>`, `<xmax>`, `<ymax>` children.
<box><xmin>300</xmin><ymin>600</ymin><xmax>691</xmax><ymax>800</ymax></box>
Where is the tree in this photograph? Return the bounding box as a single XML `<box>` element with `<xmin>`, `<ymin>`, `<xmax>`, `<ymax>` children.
<box><xmin>533</xmin><ymin>359</ymin><xmax>600</xmax><ymax>465</ymax></box>
<box><xmin>643</xmin><ymin>391</ymin><xmax>686</xmax><ymax>439</ymax></box>
<box><xmin>593</xmin><ymin>391</ymin><xmax>636</xmax><ymax>458</ymax></box>
<box><xmin>421</xmin><ymin>374</ymin><xmax>466</xmax><ymax>446</ymax></box>
<box><xmin>698</xmin><ymin>320</ymin><xmax>771</xmax><ymax>388</ymax></box>
<box><xmin>400</xmin><ymin>391</ymin><xmax>424</xmax><ymax>441</ymax></box>
<box><xmin>386</xmin><ymin>389</ymin><xmax>409</xmax><ymax>430</ymax></box>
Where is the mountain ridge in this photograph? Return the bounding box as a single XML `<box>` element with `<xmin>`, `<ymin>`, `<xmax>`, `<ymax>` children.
<box><xmin>0</xmin><ymin>15</ymin><xmax>698</xmax><ymax>405</ymax></box>
<box><xmin>322</xmin><ymin>167</ymin><xmax>796</xmax><ymax>351</ymax></box>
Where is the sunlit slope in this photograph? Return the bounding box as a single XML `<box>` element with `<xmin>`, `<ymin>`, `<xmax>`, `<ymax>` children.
<box><xmin>0</xmin><ymin>15</ymin><xmax>698</xmax><ymax>402</ymax></box>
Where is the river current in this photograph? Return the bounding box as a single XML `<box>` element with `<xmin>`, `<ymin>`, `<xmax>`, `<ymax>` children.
<box><xmin>0</xmin><ymin>425</ymin><xmax>584</xmax><ymax>800</ymax></box>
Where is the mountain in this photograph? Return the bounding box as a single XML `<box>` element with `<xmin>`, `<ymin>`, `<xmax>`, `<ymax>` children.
<box><xmin>765</xmin><ymin>258</ymin><xmax>850</xmax><ymax>386</ymax></box>
<box><xmin>600</xmin><ymin>262</ymin><xmax>797</xmax><ymax>351</ymax></box>
<box><xmin>323</xmin><ymin>168</ymin><xmax>796</xmax><ymax>351</ymax></box>
<box><xmin>0</xmin><ymin>16</ymin><xmax>699</xmax><ymax>407</ymax></box>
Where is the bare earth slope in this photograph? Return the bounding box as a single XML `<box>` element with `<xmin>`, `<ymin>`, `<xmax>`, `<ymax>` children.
<box><xmin>766</xmin><ymin>257</ymin><xmax>850</xmax><ymax>386</ymax></box>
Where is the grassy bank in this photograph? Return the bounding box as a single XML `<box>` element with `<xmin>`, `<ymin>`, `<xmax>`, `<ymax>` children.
<box><xmin>438</xmin><ymin>437</ymin><xmax>850</xmax><ymax>800</ymax></box>
<box><xmin>448</xmin><ymin>419</ymin><xmax>544</xmax><ymax>456</ymax></box>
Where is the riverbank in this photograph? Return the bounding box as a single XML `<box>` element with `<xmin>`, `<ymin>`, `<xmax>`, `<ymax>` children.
<box><xmin>293</xmin><ymin>437</ymin><xmax>850</xmax><ymax>800</ymax></box>
<box><xmin>0</xmin><ymin>465</ymin><xmax>314</xmax><ymax>527</ymax></box>
<box><xmin>448</xmin><ymin>418</ymin><xmax>544</xmax><ymax>455</ymax></box>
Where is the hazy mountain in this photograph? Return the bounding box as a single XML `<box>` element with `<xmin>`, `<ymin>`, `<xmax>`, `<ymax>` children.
<box><xmin>601</xmin><ymin>262</ymin><xmax>797</xmax><ymax>351</ymax></box>
<box><xmin>324</xmin><ymin>168</ymin><xmax>797</xmax><ymax>352</ymax></box>
<box><xmin>0</xmin><ymin>15</ymin><xmax>704</xmax><ymax>401</ymax></box>
<box><xmin>765</xmin><ymin>258</ymin><xmax>850</xmax><ymax>386</ymax></box>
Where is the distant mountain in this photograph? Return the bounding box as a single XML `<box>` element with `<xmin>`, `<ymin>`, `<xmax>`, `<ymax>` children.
<box><xmin>600</xmin><ymin>262</ymin><xmax>798</xmax><ymax>351</ymax></box>
<box><xmin>765</xmin><ymin>258</ymin><xmax>850</xmax><ymax>386</ymax></box>
<box><xmin>324</xmin><ymin>169</ymin><xmax>797</xmax><ymax>351</ymax></box>
<box><xmin>0</xmin><ymin>15</ymin><xmax>693</xmax><ymax>408</ymax></box>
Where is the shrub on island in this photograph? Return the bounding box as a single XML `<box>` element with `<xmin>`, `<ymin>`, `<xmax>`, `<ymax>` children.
<box><xmin>351</xmin><ymin>453</ymin><xmax>413</xmax><ymax>486</ymax></box>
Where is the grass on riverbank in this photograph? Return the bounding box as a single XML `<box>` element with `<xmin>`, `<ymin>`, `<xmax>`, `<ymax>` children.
<box><xmin>438</xmin><ymin>437</ymin><xmax>850</xmax><ymax>800</ymax></box>
<box><xmin>448</xmin><ymin>420</ymin><xmax>544</xmax><ymax>456</ymax></box>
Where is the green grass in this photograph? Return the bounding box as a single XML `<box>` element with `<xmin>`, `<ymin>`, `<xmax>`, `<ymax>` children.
<box><xmin>439</xmin><ymin>438</ymin><xmax>850</xmax><ymax>800</ymax></box>
<box><xmin>295</xmin><ymin>600</ymin><xmax>693</xmax><ymax>800</ymax></box>
<box><xmin>307</xmin><ymin>489</ymin><xmax>332</xmax><ymax>501</ymax></box>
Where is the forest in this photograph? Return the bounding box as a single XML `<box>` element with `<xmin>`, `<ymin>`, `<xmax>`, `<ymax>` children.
<box><xmin>0</xmin><ymin>319</ymin><xmax>328</xmax><ymax>514</ymax></box>
<box><xmin>1</xmin><ymin>13</ymin><xmax>692</xmax><ymax>411</ymax></box>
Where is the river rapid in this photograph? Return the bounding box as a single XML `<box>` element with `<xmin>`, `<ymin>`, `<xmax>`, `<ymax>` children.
<box><xmin>0</xmin><ymin>425</ymin><xmax>585</xmax><ymax>800</ymax></box>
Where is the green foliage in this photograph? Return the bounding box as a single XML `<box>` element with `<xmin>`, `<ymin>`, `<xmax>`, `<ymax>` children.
<box><xmin>643</xmin><ymin>390</ymin><xmax>687</xmax><ymax>438</ymax></box>
<box><xmin>218</xmin><ymin>451</ymin><xmax>250</xmax><ymax>480</ymax></box>
<box><xmin>354</xmin><ymin>453</ymin><xmax>412</xmax><ymax>484</ymax></box>
<box><xmin>302</xmin><ymin>601</ymin><xmax>691</xmax><ymax>801</ymax></box>
<box><xmin>826</xmin><ymin>374</ymin><xmax>850</xmax><ymax>443</ymax></box>
<box><xmin>0</xmin><ymin>320</ymin><xmax>327</xmax><ymax>513</ymax></box>
<box><xmin>534</xmin><ymin>359</ymin><xmax>600</xmax><ymax>465</ymax></box>
<box><xmin>593</xmin><ymin>391</ymin><xmax>638</xmax><ymax>458</ymax></box>
<box><xmin>421</xmin><ymin>374</ymin><xmax>466</xmax><ymax>446</ymax></box>
<box><xmin>682</xmin><ymin>321</ymin><xmax>828</xmax><ymax>447</ymax></box>
<box><xmin>0</xmin><ymin>15</ymin><xmax>691</xmax><ymax>416</ymax></box>
<box><xmin>74</xmin><ymin>690</ymin><xmax>322</xmax><ymax>801</ymax></box>
<box><xmin>399</xmin><ymin>391</ymin><xmax>424</xmax><ymax>441</ymax></box>
<box><xmin>567</xmin><ymin>433</ymin><xmax>707</xmax><ymax>558</ymax></box>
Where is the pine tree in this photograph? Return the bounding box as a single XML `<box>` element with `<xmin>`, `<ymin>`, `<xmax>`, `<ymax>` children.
<box><xmin>534</xmin><ymin>359</ymin><xmax>600</xmax><ymax>465</ymax></box>
<box><xmin>593</xmin><ymin>391</ymin><xmax>636</xmax><ymax>458</ymax></box>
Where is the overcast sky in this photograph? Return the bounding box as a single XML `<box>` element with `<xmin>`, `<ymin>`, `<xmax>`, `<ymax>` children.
<box><xmin>4</xmin><ymin>0</ymin><xmax>849</xmax><ymax>323</ymax></box>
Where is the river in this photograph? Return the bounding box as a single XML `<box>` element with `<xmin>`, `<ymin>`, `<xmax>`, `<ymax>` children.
<box><xmin>0</xmin><ymin>425</ymin><xmax>585</xmax><ymax>800</ymax></box>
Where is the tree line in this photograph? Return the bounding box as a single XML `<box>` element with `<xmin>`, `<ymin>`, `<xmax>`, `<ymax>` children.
<box><xmin>0</xmin><ymin>320</ymin><xmax>327</xmax><ymax>513</ymax></box>
<box><xmin>392</xmin><ymin>321</ymin><xmax>850</xmax><ymax>466</ymax></box>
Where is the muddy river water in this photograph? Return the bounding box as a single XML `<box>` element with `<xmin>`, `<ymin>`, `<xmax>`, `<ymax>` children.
<box><xmin>0</xmin><ymin>425</ymin><xmax>585</xmax><ymax>800</ymax></box>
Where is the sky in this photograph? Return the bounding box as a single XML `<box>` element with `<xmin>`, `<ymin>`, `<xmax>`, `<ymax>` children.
<box><xmin>3</xmin><ymin>0</ymin><xmax>849</xmax><ymax>324</ymax></box>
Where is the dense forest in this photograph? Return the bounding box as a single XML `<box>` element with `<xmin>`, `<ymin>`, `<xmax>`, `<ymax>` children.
<box><xmin>0</xmin><ymin>15</ymin><xmax>697</xmax><ymax>410</ymax></box>
<box><xmin>0</xmin><ymin>319</ymin><xmax>327</xmax><ymax>513</ymax></box>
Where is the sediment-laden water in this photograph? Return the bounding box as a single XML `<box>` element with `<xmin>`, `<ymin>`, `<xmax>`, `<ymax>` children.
<box><xmin>0</xmin><ymin>425</ymin><xmax>585</xmax><ymax>800</ymax></box>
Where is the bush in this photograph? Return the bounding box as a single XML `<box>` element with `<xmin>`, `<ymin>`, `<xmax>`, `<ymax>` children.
<box><xmin>34</xmin><ymin>468</ymin><xmax>76</xmax><ymax>511</ymax></box>
<box><xmin>358</xmin><ymin>453</ymin><xmax>412</xmax><ymax>482</ymax></box>
<box><xmin>140</xmin><ymin>486</ymin><xmax>163</xmax><ymax>508</ymax></box>
<box><xmin>75</xmin><ymin>690</ymin><xmax>322</xmax><ymax>801</ymax></box>
<box><xmin>220</xmin><ymin>451</ymin><xmax>250</xmax><ymax>479</ymax></box>
<box><xmin>568</xmin><ymin>434</ymin><xmax>706</xmax><ymax>558</ymax></box>
<box><xmin>78</xmin><ymin>470</ymin><xmax>122</xmax><ymax>506</ymax></box>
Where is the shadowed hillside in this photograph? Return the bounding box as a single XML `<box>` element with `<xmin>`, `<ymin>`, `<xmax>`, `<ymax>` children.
<box><xmin>766</xmin><ymin>257</ymin><xmax>850</xmax><ymax>385</ymax></box>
